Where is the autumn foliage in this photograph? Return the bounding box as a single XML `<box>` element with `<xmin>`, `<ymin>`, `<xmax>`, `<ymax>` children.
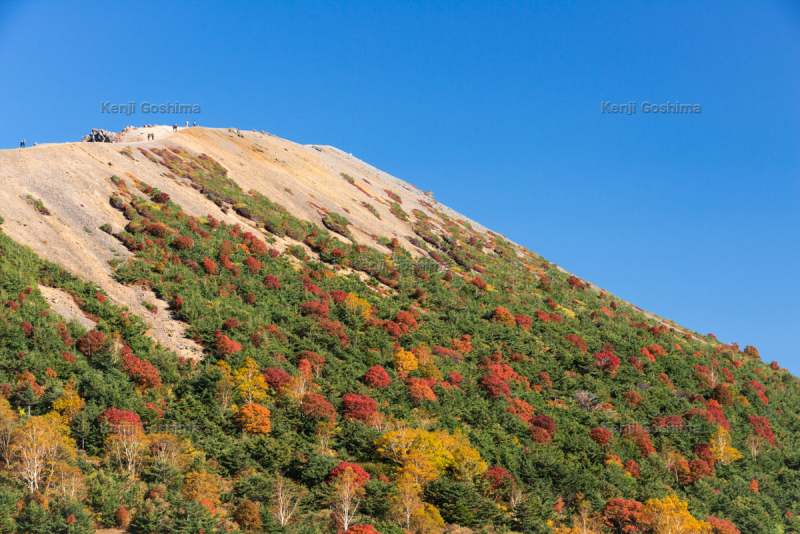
<box><xmin>236</xmin><ymin>403</ymin><xmax>272</xmax><ymax>434</ymax></box>
<box><xmin>342</xmin><ymin>393</ymin><xmax>377</xmax><ymax>422</ymax></box>
<box><xmin>363</xmin><ymin>365</ymin><xmax>391</xmax><ymax>388</ymax></box>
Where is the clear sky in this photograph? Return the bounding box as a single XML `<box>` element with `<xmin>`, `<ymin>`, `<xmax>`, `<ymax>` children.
<box><xmin>0</xmin><ymin>1</ymin><xmax>798</xmax><ymax>372</ymax></box>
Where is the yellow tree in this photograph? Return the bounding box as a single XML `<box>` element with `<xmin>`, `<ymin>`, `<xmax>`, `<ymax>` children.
<box><xmin>0</xmin><ymin>397</ymin><xmax>18</xmax><ymax>464</ymax></box>
<box><xmin>710</xmin><ymin>427</ymin><xmax>742</xmax><ymax>465</ymax></box>
<box><xmin>215</xmin><ymin>360</ymin><xmax>236</xmax><ymax>410</ymax></box>
<box><xmin>315</xmin><ymin>419</ymin><xmax>339</xmax><ymax>454</ymax></box>
<box><xmin>51</xmin><ymin>379</ymin><xmax>85</xmax><ymax>424</ymax></box>
<box><xmin>554</xmin><ymin>500</ymin><xmax>605</xmax><ymax>534</ymax></box>
<box><xmin>642</xmin><ymin>495</ymin><xmax>712</xmax><ymax>534</ymax></box>
<box><xmin>148</xmin><ymin>432</ymin><xmax>192</xmax><ymax>474</ymax></box>
<box><xmin>10</xmin><ymin>413</ymin><xmax>76</xmax><ymax>494</ymax></box>
<box><xmin>389</xmin><ymin>472</ymin><xmax>424</xmax><ymax>531</ymax></box>
<box><xmin>182</xmin><ymin>471</ymin><xmax>222</xmax><ymax>504</ymax></box>
<box><xmin>232</xmin><ymin>358</ymin><xmax>270</xmax><ymax>404</ymax></box>
<box><xmin>344</xmin><ymin>293</ymin><xmax>372</xmax><ymax>324</ymax></box>
<box><xmin>393</xmin><ymin>349</ymin><xmax>418</xmax><ymax>374</ymax></box>
<box><xmin>412</xmin><ymin>503</ymin><xmax>446</xmax><ymax>534</ymax></box>
<box><xmin>51</xmin><ymin>462</ymin><xmax>86</xmax><ymax>501</ymax></box>
<box><xmin>445</xmin><ymin>429</ymin><xmax>488</xmax><ymax>481</ymax></box>
<box><xmin>330</xmin><ymin>466</ymin><xmax>364</xmax><ymax>532</ymax></box>
<box><xmin>375</xmin><ymin>425</ymin><xmax>486</xmax><ymax>485</ymax></box>
<box><xmin>105</xmin><ymin>421</ymin><xmax>146</xmax><ymax>476</ymax></box>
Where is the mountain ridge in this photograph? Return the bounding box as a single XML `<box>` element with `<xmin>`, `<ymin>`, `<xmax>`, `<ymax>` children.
<box><xmin>0</xmin><ymin>125</ymin><xmax>794</xmax><ymax>534</ymax></box>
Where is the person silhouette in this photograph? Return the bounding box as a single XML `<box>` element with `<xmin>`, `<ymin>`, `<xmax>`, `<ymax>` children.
<box><xmin>20</xmin><ymin>140</ymin><xmax>25</xmax><ymax>148</ymax></box>
<box><xmin>193</xmin><ymin>120</ymin><xmax>196</xmax><ymax>127</ymax></box>
<box><xmin>173</xmin><ymin>124</ymin><xmax>177</xmax><ymax>132</ymax></box>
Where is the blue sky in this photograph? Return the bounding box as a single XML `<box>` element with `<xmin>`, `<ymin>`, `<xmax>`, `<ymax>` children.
<box><xmin>0</xmin><ymin>1</ymin><xmax>798</xmax><ymax>372</ymax></box>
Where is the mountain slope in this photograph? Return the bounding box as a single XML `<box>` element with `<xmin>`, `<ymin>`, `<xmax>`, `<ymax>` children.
<box><xmin>0</xmin><ymin>127</ymin><xmax>797</xmax><ymax>534</ymax></box>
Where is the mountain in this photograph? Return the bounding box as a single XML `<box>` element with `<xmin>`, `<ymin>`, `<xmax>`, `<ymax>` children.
<box><xmin>0</xmin><ymin>126</ymin><xmax>796</xmax><ymax>534</ymax></box>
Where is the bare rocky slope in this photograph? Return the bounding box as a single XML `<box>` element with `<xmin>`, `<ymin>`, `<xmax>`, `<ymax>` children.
<box><xmin>0</xmin><ymin>127</ymin><xmax>515</xmax><ymax>359</ymax></box>
<box><xmin>0</xmin><ymin>126</ymin><xmax>691</xmax><ymax>359</ymax></box>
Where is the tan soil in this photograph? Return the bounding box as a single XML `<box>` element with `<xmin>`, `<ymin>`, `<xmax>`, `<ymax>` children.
<box><xmin>0</xmin><ymin>127</ymin><xmax>702</xmax><ymax>357</ymax></box>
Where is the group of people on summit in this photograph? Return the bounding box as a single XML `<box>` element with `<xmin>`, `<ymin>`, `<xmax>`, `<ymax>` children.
<box><xmin>20</xmin><ymin>121</ymin><xmax>198</xmax><ymax>147</ymax></box>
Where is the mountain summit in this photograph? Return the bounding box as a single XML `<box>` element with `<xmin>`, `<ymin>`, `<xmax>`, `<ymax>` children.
<box><xmin>0</xmin><ymin>126</ymin><xmax>794</xmax><ymax>534</ymax></box>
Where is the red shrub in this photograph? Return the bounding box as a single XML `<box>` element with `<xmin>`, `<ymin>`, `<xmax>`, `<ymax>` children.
<box><xmin>484</xmin><ymin>466</ymin><xmax>515</xmax><ymax>492</ymax></box>
<box><xmin>330</xmin><ymin>290</ymin><xmax>347</xmax><ymax>304</ymax></box>
<box><xmin>514</xmin><ymin>314</ymin><xmax>532</xmax><ymax>330</ymax></box>
<box><xmin>20</xmin><ymin>322</ymin><xmax>33</xmax><ymax>338</ymax></box>
<box><xmin>300</xmin><ymin>300</ymin><xmax>330</xmax><ymax>319</ymax></box>
<box><xmin>693</xmin><ymin>444</ymin><xmax>715</xmax><ymax>467</ymax></box>
<box><xmin>448</xmin><ymin>371</ymin><xmax>463</xmax><ymax>386</ymax></box>
<box><xmin>99</xmin><ymin>407</ymin><xmax>142</xmax><ymax>431</ymax></box>
<box><xmin>657</xmin><ymin>373</ymin><xmax>674</xmax><ymax>388</ymax></box>
<box><xmin>603</xmin><ymin>498</ymin><xmax>645</xmax><ymax>534</ymax></box>
<box><xmin>407</xmin><ymin>378</ymin><xmax>437</xmax><ymax>402</ymax></box>
<box><xmin>381</xmin><ymin>320</ymin><xmax>403</xmax><ymax>340</ymax></box>
<box><xmin>451</xmin><ymin>334</ymin><xmax>473</xmax><ymax>354</ymax></box>
<box><xmin>222</xmin><ymin>318</ymin><xmax>241</xmax><ymax>330</ymax></box>
<box><xmin>122</xmin><ymin>350</ymin><xmax>162</xmax><ymax>390</ymax></box>
<box><xmin>145</xmin><ymin>223</ymin><xmax>167</xmax><ymax>238</ymax></box>
<box><xmin>537</xmin><ymin>371</ymin><xmax>552</xmax><ymax>388</ymax></box>
<box><xmin>76</xmin><ymin>331</ymin><xmax>106</xmax><ymax>357</ymax></box>
<box><xmin>342</xmin><ymin>393</ymin><xmax>377</xmax><ymax>422</ymax></box>
<box><xmin>590</xmin><ymin>427</ymin><xmax>612</xmax><ymax>447</ymax></box>
<box><xmin>202</xmin><ymin>257</ymin><xmax>218</xmax><ymax>275</ymax></box>
<box><xmin>479</xmin><ymin>373</ymin><xmax>510</xmax><ymax>399</ymax></box>
<box><xmin>530</xmin><ymin>426</ymin><xmax>551</xmax><ymax>444</ymax></box>
<box><xmin>648</xmin><ymin>344</ymin><xmax>666</xmax><ymax>356</ymax></box>
<box><xmin>363</xmin><ymin>366</ymin><xmax>391</xmax><ymax>388</ymax></box>
<box><xmin>534</xmin><ymin>310</ymin><xmax>551</xmax><ymax>323</ymax></box>
<box><xmin>62</xmin><ymin>351</ymin><xmax>76</xmax><ymax>364</ymax></box>
<box><xmin>173</xmin><ymin>235</ymin><xmax>194</xmax><ymax>250</ymax></box>
<box><xmin>748</xmin><ymin>416</ymin><xmax>776</xmax><ymax>446</ymax></box>
<box><xmin>506</xmin><ymin>398</ymin><xmax>534</xmax><ymax>424</ymax></box>
<box><xmin>469</xmin><ymin>277</ymin><xmax>487</xmax><ymax>291</ymax></box>
<box><xmin>395</xmin><ymin>310</ymin><xmax>418</xmax><ymax>332</ymax></box>
<box><xmin>244</xmin><ymin>256</ymin><xmax>262</xmax><ymax>274</ymax></box>
<box><xmin>263</xmin><ymin>274</ymin><xmax>281</xmax><ymax>289</ymax></box>
<box><xmin>531</xmin><ymin>415</ymin><xmax>556</xmax><ymax>437</ymax></box>
<box><xmin>301</xmin><ymin>393</ymin><xmax>337</xmax><ymax>421</ymax></box>
<box><xmin>594</xmin><ymin>350</ymin><xmax>620</xmax><ymax>374</ymax></box>
<box><xmin>298</xmin><ymin>360</ymin><xmax>312</xmax><ymax>380</ymax></box>
<box><xmin>246</xmin><ymin>236</ymin><xmax>268</xmax><ymax>255</ymax></box>
<box><xmin>624</xmin><ymin>460</ymin><xmax>640</xmax><ymax>478</ymax></box>
<box><xmin>567</xmin><ymin>276</ymin><xmax>585</xmax><ymax>290</ymax></box>
<box><xmin>317</xmin><ymin>319</ymin><xmax>349</xmax><ymax>346</ymax></box>
<box><xmin>345</xmin><ymin>525</ymin><xmax>381</xmax><ymax>534</ymax></box>
<box><xmin>214</xmin><ymin>333</ymin><xmax>243</xmax><ymax>356</ymax></box>
<box><xmin>706</xmin><ymin>516</ymin><xmax>740</xmax><ymax>534</ymax></box>
<box><xmin>564</xmin><ymin>334</ymin><xmax>587</xmax><ymax>353</ymax></box>
<box><xmin>262</xmin><ymin>367</ymin><xmax>292</xmax><ymax>393</ymax></box>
